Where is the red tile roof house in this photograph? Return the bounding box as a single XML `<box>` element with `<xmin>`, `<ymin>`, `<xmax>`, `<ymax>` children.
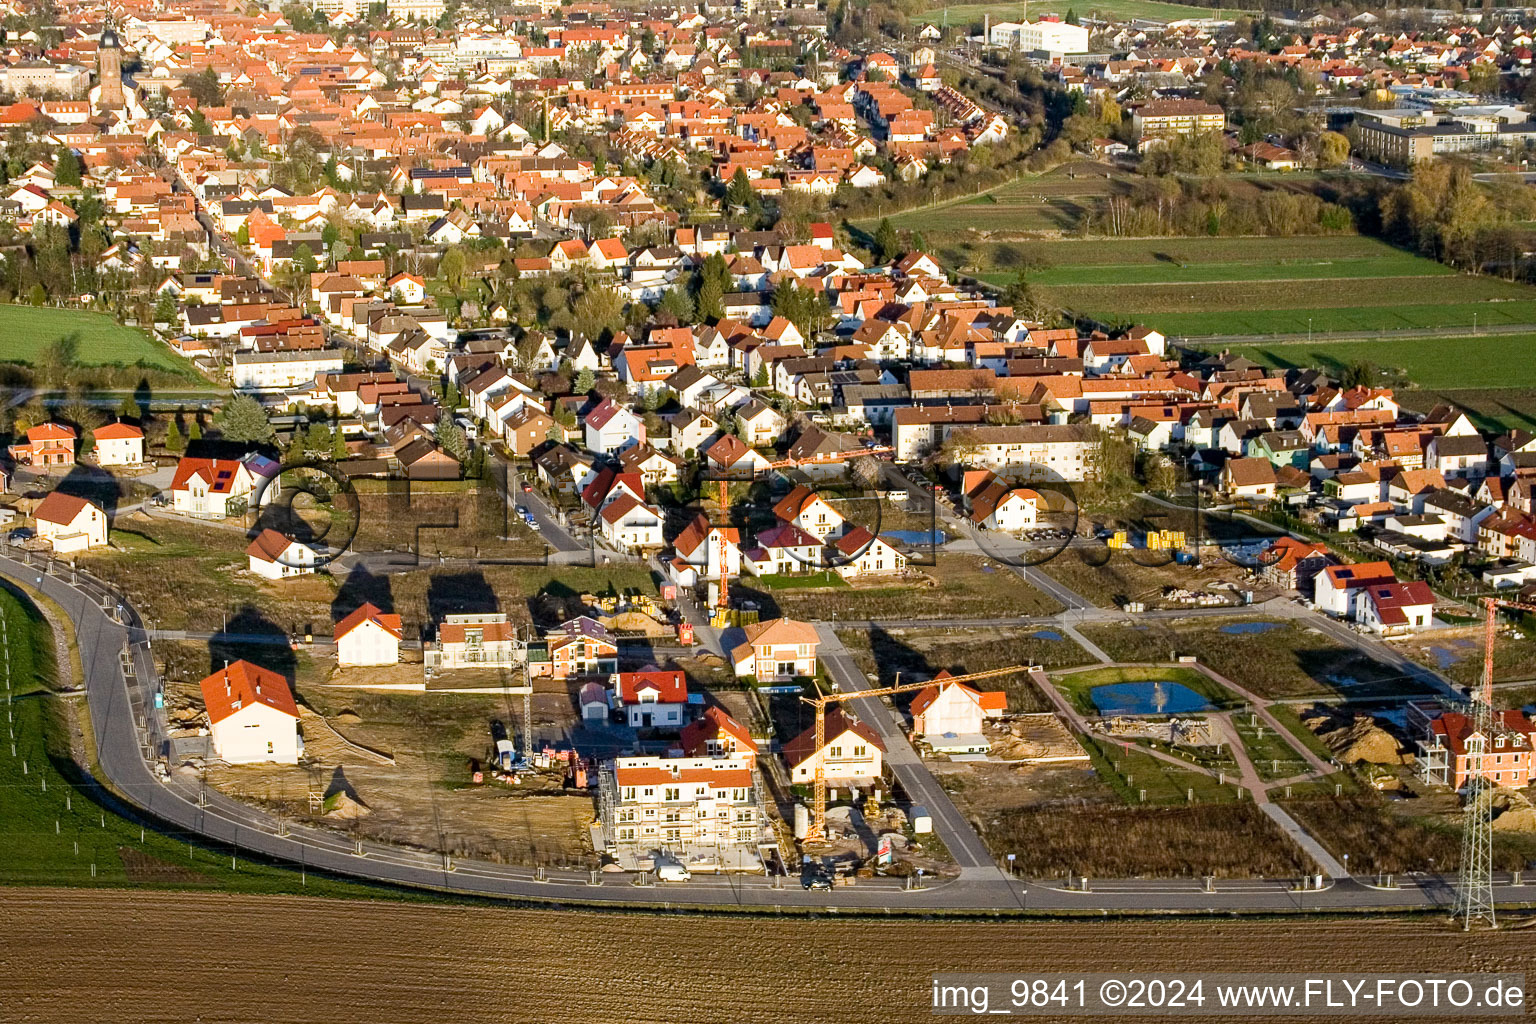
<box><xmin>9</xmin><ymin>422</ymin><xmax>76</xmax><ymax>467</ymax></box>
<box><xmin>782</xmin><ymin>707</ymin><xmax>885</xmax><ymax>785</ymax></box>
<box><xmin>1313</xmin><ymin>560</ymin><xmax>1398</xmax><ymax>619</ymax></box>
<box><xmin>334</xmin><ymin>602</ymin><xmax>403</xmax><ymax>667</ymax></box>
<box><xmin>170</xmin><ymin>455</ymin><xmax>281</xmax><ymax>517</ymax></box>
<box><xmin>91</xmin><ymin>420</ymin><xmax>145</xmax><ymax>466</ymax></box>
<box><xmin>611</xmin><ymin>667</ymin><xmax>689</xmax><ymax>730</ymax></box>
<box><xmin>1416</xmin><ymin>706</ymin><xmax>1536</xmax><ymax>790</ymax></box>
<box><xmin>33</xmin><ymin>491</ymin><xmax>107</xmax><ymax>553</ymax></box>
<box><xmin>730</xmin><ymin>617</ymin><xmax>820</xmax><ymax>681</ymax></box>
<box><xmin>199</xmin><ymin>660</ymin><xmax>301</xmax><ymax>764</ymax></box>
<box><xmin>680</xmin><ymin>705</ymin><xmax>758</xmax><ymax>764</ymax></box>
<box><xmin>1354</xmin><ymin>580</ymin><xmax>1435</xmax><ymax>636</ymax></box>
<box><xmin>245</xmin><ymin>527</ymin><xmax>319</xmax><ymax>580</ymax></box>
<box><xmin>909</xmin><ymin>670</ymin><xmax>1007</xmax><ymax>753</ymax></box>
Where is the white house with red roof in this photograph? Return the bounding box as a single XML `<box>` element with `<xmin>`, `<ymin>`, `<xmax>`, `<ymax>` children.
<box><xmin>33</xmin><ymin>491</ymin><xmax>106</xmax><ymax>553</ymax></box>
<box><xmin>91</xmin><ymin>421</ymin><xmax>144</xmax><ymax>466</ymax></box>
<box><xmin>334</xmin><ymin>602</ymin><xmax>403</xmax><ymax>667</ymax></box>
<box><xmin>704</xmin><ymin>433</ymin><xmax>772</xmax><ymax>477</ymax></box>
<box><xmin>583</xmin><ymin>396</ymin><xmax>644</xmax><ymax>454</ymax></box>
<box><xmin>199</xmin><ymin>660</ymin><xmax>301</xmax><ymax>764</ymax></box>
<box><xmin>680</xmin><ymin>705</ymin><xmax>758</xmax><ymax>763</ymax></box>
<box><xmin>909</xmin><ymin>671</ymin><xmax>1006</xmax><ymax>752</ymax></box>
<box><xmin>743</xmin><ymin>521</ymin><xmax>824</xmax><ymax>575</ymax></box>
<box><xmin>598</xmin><ymin>493</ymin><xmax>665</xmax><ymax>551</ymax></box>
<box><xmin>771</xmin><ymin>484</ymin><xmax>845</xmax><ymax>540</ymax></box>
<box><xmin>1313</xmin><ymin>560</ymin><xmax>1398</xmax><ymax>618</ymax></box>
<box><xmin>671</xmin><ymin>511</ymin><xmax>741</xmax><ymax>579</ymax></box>
<box><xmin>385</xmin><ymin>271</ymin><xmax>426</xmax><ymax>303</ymax></box>
<box><xmin>245</xmin><ymin>528</ymin><xmax>319</xmax><ymax>580</ymax></box>
<box><xmin>783</xmin><ymin>707</ymin><xmax>885</xmax><ymax>785</ymax></box>
<box><xmin>832</xmin><ymin>526</ymin><xmax>906</xmax><ymax>578</ymax></box>
<box><xmin>170</xmin><ymin>454</ymin><xmax>280</xmax><ymax>517</ymax></box>
<box><xmin>612</xmin><ymin>666</ymin><xmax>689</xmax><ymax>730</ymax></box>
<box><xmin>1356</xmin><ymin>580</ymin><xmax>1435</xmax><ymax>635</ymax></box>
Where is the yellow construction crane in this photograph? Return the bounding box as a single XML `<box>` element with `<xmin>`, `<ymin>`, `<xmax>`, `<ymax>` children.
<box><xmin>799</xmin><ymin>664</ymin><xmax>1025</xmax><ymax>843</ymax></box>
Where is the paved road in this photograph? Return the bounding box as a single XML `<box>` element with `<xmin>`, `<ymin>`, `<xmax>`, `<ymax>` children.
<box><xmin>12</xmin><ymin>551</ymin><xmax>1536</xmax><ymax>913</ymax></box>
<box><xmin>816</xmin><ymin>625</ymin><xmax>1006</xmax><ymax>880</ymax></box>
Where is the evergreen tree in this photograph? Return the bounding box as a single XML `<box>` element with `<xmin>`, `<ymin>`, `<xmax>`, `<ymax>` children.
<box><xmin>165</xmin><ymin>418</ymin><xmax>185</xmax><ymax>453</ymax></box>
<box><xmin>216</xmin><ymin>394</ymin><xmax>275</xmax><ymax>444</ymax></box>
<box><xmin>660</xmin><ymin>282</ymin><xmax>695</xmax><ymax>324</ymax></box>
<box><xmin>188</xmin><ymin>417</ymin><xmax>202</xmax><ymax>442</ymax></box>
<box><xmin>331</xmin><ymin>426</ymin><xmax>349</xmax><ymax>461</ymax></box>
<box><xmin>873</xmin><ymin>218</ymin><xmax>899</xmax><ymax>264</ymax></box>
<box><xmin>574</xmin><ymin>367</ymin><xmax>596</xmax><ymax>394</ymax></box>
<box><xmin>696</xmin><ymin>273</ymin><xmax>724</xmax><ymax>323</ymax></box>
<box><xmin>117</xmin><ymin>394</ymin><xmax>139</xmax><ymax>420</ymax></box>
<box><xmin>54</xmin><ymin>146</ymin><xmax>81</xmax><ymax>187</ymax></box>
<box><xmin>726</xmin><ymin>167</ymin><xmax>755</xmax><ymax>210</ymax></box>
<box><xmin>436</xmin><ymin>412</ymin><xmax>468</xmax><ymax>461</ymax></box>
<box><xmin>154</xmin><ymin>290</ymin><xmax>179</xmax><ymax>325</ymax></box>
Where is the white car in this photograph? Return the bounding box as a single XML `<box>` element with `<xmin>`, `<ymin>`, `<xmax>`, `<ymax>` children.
<box><xmin>656</xmin><ymin>861</ymin><xmax>691</xmax><ymax>883</ymax></box>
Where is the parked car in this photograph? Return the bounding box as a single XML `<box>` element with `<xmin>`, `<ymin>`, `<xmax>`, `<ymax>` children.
<box><xmin>656</xmin><ymin>859</ymin><xmax>691</xmax><ymax>883</ymax></box>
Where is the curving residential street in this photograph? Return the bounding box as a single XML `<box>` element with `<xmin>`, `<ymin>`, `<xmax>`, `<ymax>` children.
<box><xmin>7</xmin><ymin>548</ymin><xmax>1536</xmax><ymax>916</ymax></box>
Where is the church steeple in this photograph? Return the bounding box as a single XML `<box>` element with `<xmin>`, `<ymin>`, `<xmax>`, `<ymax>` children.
<box><xmin>97</xmin><ymin>18</ymin><xmax>124</xmax><ymax>109</ymax></box>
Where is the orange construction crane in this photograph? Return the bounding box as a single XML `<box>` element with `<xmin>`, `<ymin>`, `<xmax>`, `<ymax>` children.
<box><xmin>799</xmin><ymin>665</ymin><xmax>1024</xmax><ymax>843</ymax></box>
<box><xmin>765</xmin><ymin>446</ymin><xmax>893</xmax><ymax>471</ymax></box>
<box><xmin>1480</xmin><ymin>596</ymin><xmax>1536</xmax><ymax>708</ymax></box>
<box><xmin>717</xmin><ymin>477</ymin><xmax>730</xmax><ymax>610</ymax></box>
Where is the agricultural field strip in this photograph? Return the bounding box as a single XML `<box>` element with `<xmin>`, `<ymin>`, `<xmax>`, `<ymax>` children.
<box><xmin>1214</xmin><ymin>335</ymin><xmax>1536</xmax><ymax>391</ymax></box>
<box><xmin>9</xmin><ymin>891</ymin><xmax>1536</xmax><ymax>1024</ymax></box>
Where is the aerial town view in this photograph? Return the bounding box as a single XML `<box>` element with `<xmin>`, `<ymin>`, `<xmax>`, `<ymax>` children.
<box><xmin>6</xmin><ymin>0</ymin><xmax>1536</xmax><ymax>1018</ymax></box>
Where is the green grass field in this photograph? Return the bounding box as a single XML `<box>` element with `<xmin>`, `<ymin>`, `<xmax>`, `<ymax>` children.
<box><xmin>0</xmin><ymin>305</ymin><xmax>198</xmax><ymax>377</ymax></box>
<box><xmin>1210</xmin><ymin>335</ymin><xmax>1536</xmax><ymax>391</ymax></box>
<box><xmin>1050</xmin><ymin>274</ymin><xmax>1536</xmax><ymax>335</ymax></box>
<box><xmin>1204</xmin><ymin>335</ymin><xmax>1536</xmax><ymax>432</ymax></box>
<box><xmin>912</xmin><ymin>0</ymin><xmax>1243</xmax><ymax>28</ymax></box>
<box><xmin>0</xmin><ymin>584</ymin><xmax>411</xmax><ymax>898</ymax></box>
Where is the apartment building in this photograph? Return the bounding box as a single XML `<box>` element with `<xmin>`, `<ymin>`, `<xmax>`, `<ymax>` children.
<box><xmin>1132</xmin><ymin>99</ymin><xmax>1226</xmax><ymax>140</ymax></box>
<box><xmin>606</xmin><ymin>754</ymin><xmax>762</xmax><ymax>849</ymax></box>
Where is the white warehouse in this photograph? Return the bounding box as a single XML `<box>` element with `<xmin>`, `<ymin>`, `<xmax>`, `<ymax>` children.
<box><xmin>988</xmin><ymin>18</ymin><xmax>1090</xmax><ymax>53</ymax></box>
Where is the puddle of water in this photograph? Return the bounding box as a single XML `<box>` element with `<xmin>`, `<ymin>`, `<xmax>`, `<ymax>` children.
<box><xmin>879</xmin><ymin>530</ymin><xmax>947</xmax><ymax>546</ymax></box>
<box><xmin>1220</xmin><ymin>622</ymin><xmax>1282</xmax><ymax>635</ymax></box>
<box><xmin>1090</xmin><ymin>681</ymin><xmax>1215</xmax><ymax>715</ymax></box>
<box><xmin>1428</xmin><ymin>646</ymin><xmax>1461</xmax><ymax>669</ymax></box>
<box><xmin>1031</xmin><ymin>630</ymin><xmax>1064</xmax><ymax>641</ymax></box>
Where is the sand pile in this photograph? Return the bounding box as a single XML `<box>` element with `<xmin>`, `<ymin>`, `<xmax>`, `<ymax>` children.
<box><xmin>334</xmin><ymin>710</ymin><xmax>363</xmax><ymax>725</ymax></box>
<box><xmin>1492</xmin><ymin>791</ymin><xmax>1536</xmax><ymax>833</ymax></box>
<box><xmin>1314</xmin><ymin>714</ymin><xmax>1406</xmax><ymax>765</ymax></box>
<box><xmin>323</xmin><ymin>790</ymin><xmax>371</xmax><ymax>819</ymax></box>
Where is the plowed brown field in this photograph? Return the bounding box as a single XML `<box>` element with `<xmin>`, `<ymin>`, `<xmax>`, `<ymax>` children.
<box><xmin>2</xmin><ymin>890</ymin><xmax>1531</xmax><ymax>1024</ymax></box>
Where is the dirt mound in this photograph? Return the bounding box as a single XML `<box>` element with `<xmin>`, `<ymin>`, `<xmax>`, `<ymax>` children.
<box><xmin>600</xmin><ymin>611</ymin><xmax>671</xmax><ymax>637</ymax></box>
<box><xmin>1492</xmin><ymin>791</ymin><xmax>1536</xmax><ymax>833</ymax></box>
<box><xmin>334</xmin><ymin>710</ymin><xmax>363</xmax><ymax>725</ymax></box>
<box><xmin>323</xmin><ymin>790</ymin><xmax>371</xmax><ymax>819</ymax></box>
<box><xmin>1317</xmin><ymin>714</ymin><xmax>1405</xmax><ymax>765</ymax></box>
